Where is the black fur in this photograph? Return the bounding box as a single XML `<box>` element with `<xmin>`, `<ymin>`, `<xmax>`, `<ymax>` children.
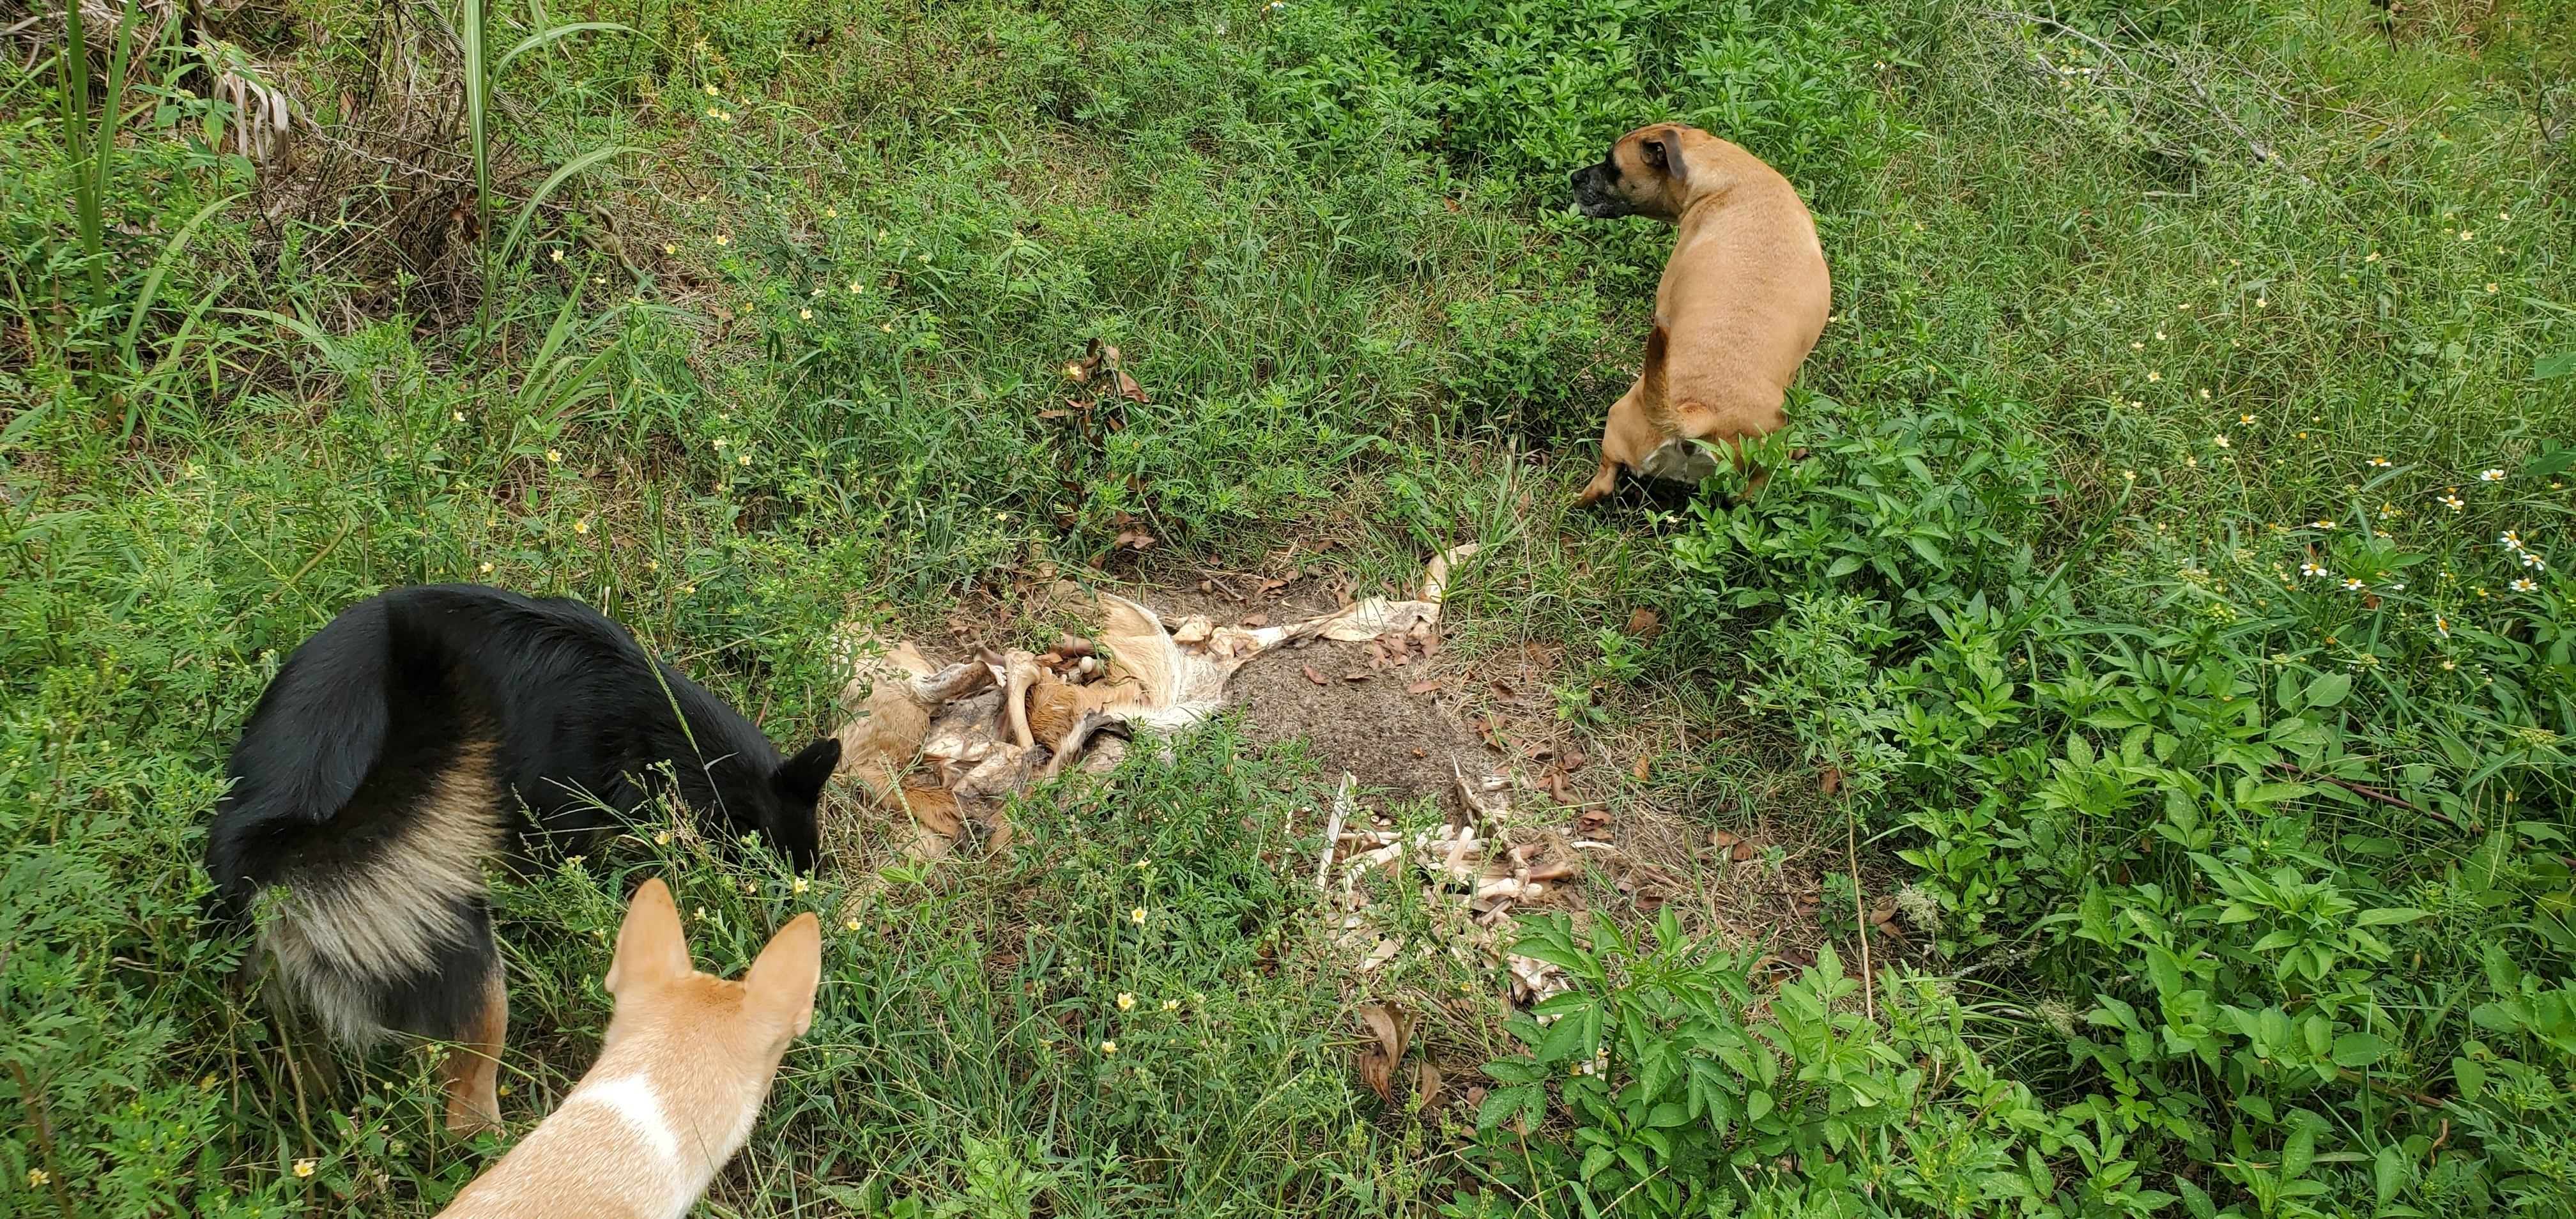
<box><xmin>1570</xmin><ymin>155</ymin><xmax>1632</xmax><ymax>218</ymax></box>
<box><xmin>205</xmin><ymin>583</ymin><xmax>838</xmax><ymax>1043</ymax></box>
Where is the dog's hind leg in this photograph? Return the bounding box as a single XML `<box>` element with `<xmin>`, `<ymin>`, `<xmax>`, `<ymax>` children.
<box><xmin>440</xmin><ymin>965</ymin><xmax>507</xmax><ymax>1135</ymax></box>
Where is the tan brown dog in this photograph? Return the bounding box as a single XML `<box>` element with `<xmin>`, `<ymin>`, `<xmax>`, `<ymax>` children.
<box><xmin>435</xmin><ymin>878</ymin><xmax>819</xmax><ymax>1219</ymax></box>
<box><xmin>1568</xmin><ymin>124</ymin><xmax>1830</xmax><ymax>506</ymax></box>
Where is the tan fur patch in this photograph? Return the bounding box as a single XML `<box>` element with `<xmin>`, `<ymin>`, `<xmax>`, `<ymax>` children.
<box><xmin>263</xmin><ymin>739</ymin><xmax>507</xmax><ymax>1047</ymax></box>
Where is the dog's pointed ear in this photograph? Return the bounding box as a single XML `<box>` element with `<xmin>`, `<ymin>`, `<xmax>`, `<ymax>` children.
<box><xmin>606</xmin><ymin>877</ymin><xmax>692</xmax><ymax>997</ymax></box>
<box><xmin>1643</xmin><ymin>127</ymin><xmax>1689</xmax><ymax>183</ymax></box>
<box><xmin>772</xmin><ymin>738</ymin><xmax>841</xmax><ymax>806</ymax></box>
<box><xmin>744</xmin><ymin>912</ymin><xmax>822</xmax><ymax>1037</ymax></box>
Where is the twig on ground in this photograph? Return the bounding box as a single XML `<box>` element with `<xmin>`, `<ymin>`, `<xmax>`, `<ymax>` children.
<box><xmin>1315</xmin><ymin>772</ymin><xmax>1354</xmax><ymax>893</ymax></box>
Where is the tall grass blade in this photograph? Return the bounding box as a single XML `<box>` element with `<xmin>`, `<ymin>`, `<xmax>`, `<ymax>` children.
<box><xmin>463</xmin><ymin>0</ymin><xmax>491</xmax><ymax>339</ymax></box>
<box><xmin>119</xmin><ymin>192</ymin><xmax>245</xmax><ymax>366</ymax></box>
<box><xmin>492</xmin><ymin>21</ymin><xmax>635</xmax><ymax>76</ymax></box>
<box><xmin>496</xmin><ymin>144</ymin><xmax>636</xmax><ymax>272</ymax></box>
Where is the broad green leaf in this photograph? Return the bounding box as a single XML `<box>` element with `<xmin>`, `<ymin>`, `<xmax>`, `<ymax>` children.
<box><xmin>2282</xmin><ymin>1122</ymin><xmax>2317</xmax><ymax>1178</ymax></box>
<box><xmin>2375</xmin><ymin>1144</ymin><xmax>2409</xmax><ymax>1207</ymax></box>
<box><xmin>2356</xmin><ymin>907</ymin><xmax>2428</xmax><ymax>927</ymax></box>
<box><xmin>2332</xmin><ymin>1032</ymin><xmax>2394</xmax><ymax>1068</ymax></box>
<box><xmin>2538</xmin><ymin>351</ymin><xmax>2576</xmax><ymax>380</ymax></box>
<box><xmin>2304</xmin><ymin>672</ymin><xmax>2352</xmax><ymax>709</ymax></box>
<box><xmin>1745</xmin><ymin>1089</ymin><xmax>1773</xmax><ymax>1121</ymax></box>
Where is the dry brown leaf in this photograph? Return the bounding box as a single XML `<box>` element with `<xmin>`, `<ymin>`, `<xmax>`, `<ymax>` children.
<box><xmin>1240</xmin><ymin>612</ymin><xmax>1269</xmax><ymax>627</ymax></box>
<box><xmin>1730</xmin><ymin>841</ymin><xmax>1755</xmax><ymax>862</ymax></box>
<box><xmin>1626</xmin><ymin>607</ymin><xmax>1664</xmax><ymax>641</ymax></box>
<box><xmin>1562</xmin><ymin>747</ymin><xmax>1586</xmax><ymax>772</ymax></box>
<box><xmin>1406</xmin><ymin>679</ymin><xmax>1440</xmax><ymax>695</ymax></box>
<box><xmin>1412</xmin><ymin>1062</ymin><xmax>1444</xmax><ymax>1109</ymax></box>
<box><xmin>1355</xmin><ymin>1002</ymin><xmax>1417</xmax><ymax>1102</ymax></box>
<box><xmin>1342</xmin><ymin>672</ymin><xmax>1370</xmax><ymax>684</ymax></box>
<box><xmin>1820</xmin><ymin>766</ymin><xmax>1843</xmax><ymax>796</ymax></box>
<box><xmin>1304</xmin><ymin>665</ymin><xmax>1328</xmax><ymax>687</ymax></box>
<box><xmin>1632</xmin><ymin>751</ymin><xmax>1653</xmax><ymax>781</ymax></box>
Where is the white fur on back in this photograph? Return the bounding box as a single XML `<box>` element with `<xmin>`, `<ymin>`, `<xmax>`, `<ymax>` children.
<box><xmin>433</xmin><ymin>1011</ymin><xmax>781</xmax><ymax>1219</ymax></box>
<box><xmin>562</xmin><ymin>1075</ymin><xmax>678</xmax><ymax>1161</ymax></box>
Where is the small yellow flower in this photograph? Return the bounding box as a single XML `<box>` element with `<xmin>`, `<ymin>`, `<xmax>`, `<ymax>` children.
<box><xmin>712</xmin><ymin>436</ymin><xmax>728</xmax><ymax>449</ymax></box>
<box><xmin>549</xmin><ymin>248</ymin><xmax>564</xmax><ymax>263</ymax></box>
<box><xmin>1162</xmin><ymin>998</ymin><xmax>1181</xmax><ymax>1011</ymax></box>
<box><xmin>664</xmin><ymin>243</ymin><xmax>677</xmax><ymax>255</ymax></box>
<box><xmin>2212</xmin><ymin>435</ymin><xmax>2230</xmax><ymax>448</ymax></box>
<box><xmin>2122</xmin><ymin>470</ymin><xmax>2136</xmax><ymax>480</ymax></box>
<box><xmin>2255</xmin><ymin>297</ymin><xmax>2267</xmax><ymax>308</ymax></box>
<box><xmin>293</xmin><ymin>1159</ymin><xmax>316</xmax><ymax>1179</ymax></box>
<box><xmin>2488</xmin><ymin>283</ymin><xmax>2501</xmax><ymax>293</ymax></box>
<box><xmin>737</xmin><ymin>453</ymin><xmax>751</xmax><ymax>466</ymax></box>
<box><xmin>572</xmin><ymin>519</ymin><xmax>588</xmax><ymax>535</ymax></box>
<box><xmin>1130</xmin><ymin>907</ymin><xmax>1147</xmax><ymax>924</ymax></box>
<box><xmin>2365</xmin><ymin>251</ymin><xmax>2379</xmax><ymax>262</ymax></box>
<box><xmin>714</xmin><ymin>234</ymin><xmax>730</xmax><ymax>246</ymax></box>
<box><xmin>453</xmin><ymin>410</ymin><xmax>466</xmax><ymax>422</ymax></box>
<box><xmin>825</xmin><ymin>207</ymin><xmax>837</xmax><ymax>218</ymax></box>
<box><xmin>799</xmin><ymin>308</ymin><xmax>813</xmax><ymax>319</ymax></box>
<box><xmin>880</xmin><ymin>322</ymin><xmax>894</xmax><ymax>332</ymax></box>
<box><xmin>654</xmin><ymin>831</ymin><xmax>671</xmax><ymax>845</ymax></box>
<box><xmin>848</xmin><ymin>281</ymin><xmax>862</xmax><ymax>294</ymax></box>
<box><xmin>479</xmin><ymin>561</ymin><xmax>493</xmax><ymax>574</ymax></box>
<box><xmin>2460</xmin><ymin>230</ymin><xmax>2476</xmax><ymax>241</ymax></box>
<box><xmin>695</xmin><ymin>906</ymin><xmax>708</xmax><ymax>919</ymax></box>
<box><xmin>546</xmin><ymin>448</ymin><xmax>562</xmax><ymax>464</ymax></box>
<box><xmin>705</xmin><ymin>82</ymin><xmax>719</xmax><ymax>95</ymax></box>
<box><xmin>2148</xmin><ymin>371</ymin><xmax>2162</xmax><ymax>382</ymax></box>
<box><xmin>792</xmin><ymin>876</ymin><xmax>810</xmax><ymax>893</ymax></box>
<box><xmin>1100</xmin><ymin>1040</ymin><xmax>1117</xmax><ymax>1054</ymax></box>
<box><xmin>2131</xmin><ymin>341</ymin><xmax>2144</xmax><ymax>350</ymax></box>
<box><xmin>1117</xmin><ymin>992</ymin><xmax>1136</xmax><ymax>1011</ymax></box>
<box><xmin>29</xmin><ymin>1169</ymin><xmax>50</xmax><ymax>1187</ymax></box>
<box><xmin>845</xmin><ymin>916</ymin><xmax>861</xmax><ymax>931</ymax></box>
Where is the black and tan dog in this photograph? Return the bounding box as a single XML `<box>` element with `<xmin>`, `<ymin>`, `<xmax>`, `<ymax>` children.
<box><xmin>204</xmin><ymin>584</ymin><xmax>839</xmax><ymax>1134</ymax></box>
<box><xmin>1569</xmin><ymin>123</ymin><xmax>1830</xmax><ymax>506</ymax></box>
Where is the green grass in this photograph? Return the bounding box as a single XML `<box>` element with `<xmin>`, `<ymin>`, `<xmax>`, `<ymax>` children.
<box><xmin>5</xmin><ymin>0</ymin><xmax>2575</xmax><ymax>1213</ymax></box>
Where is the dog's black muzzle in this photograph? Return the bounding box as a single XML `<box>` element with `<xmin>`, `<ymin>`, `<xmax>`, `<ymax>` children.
<box><xmin>1570</xmin><ymin>160</ymin><xmax>1631</xmax><ymax>218</ymax></box>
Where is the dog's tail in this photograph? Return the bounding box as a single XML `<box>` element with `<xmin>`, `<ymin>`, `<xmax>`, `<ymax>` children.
<box><xmin>1641</xmin><ymin>323</ymin><xmax>1671</xmax><ymax>419</ymax></box>
<box><xmin>208</xmin><ymin>593</ymin><xmax>509</xmax><ymax>1047</ymax></box>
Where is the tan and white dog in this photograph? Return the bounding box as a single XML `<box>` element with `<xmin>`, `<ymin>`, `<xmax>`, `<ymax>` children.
<box><xmin>1568</xmin><ymin>124</ymin><xmax>1830</xmax><ymax>506</ymax></box>
<box><xmin>436</xmin><ymin>878</ymin><xmax>820</xmax><ymax>1219</ymax></box>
